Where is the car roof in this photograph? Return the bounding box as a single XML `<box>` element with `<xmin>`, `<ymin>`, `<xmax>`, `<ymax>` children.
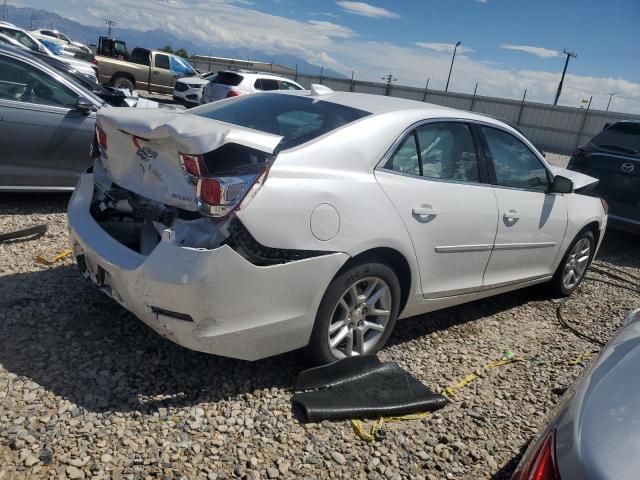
<box><xmin>221</xmin><ymin>70</ymin><xmax>300</xmax><ymax>83</ymax></box>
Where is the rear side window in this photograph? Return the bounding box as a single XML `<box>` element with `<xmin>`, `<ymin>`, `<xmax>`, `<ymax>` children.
<box><xmin>130</xmin><ymin>49</ymin><xmax>150</xmax><ymax>66</ymax></box>
<box><xmin>481</xmin><ymin>126</ymin><xmax>549</xmax><ymax>191</ymax></box>
<box><xmin>591</xmin><ymin>123</ymin><xmax>640</xmax><ymax>156</ymax></box>
<box><xmin>255</xmin><ymin>78</ymin><xmax>279</xmax><ymax>91</ymax></box>
<box><xmin>192</xmin><ymin>93</ymin><xmax>370</xmax><ymax>150</ymax></box>
<box><xmin>280</xmin><ymin>80</ymin><xmax>302</xmax><ymax>91</ymax></box>
<box><xmin>211</xmin><ymin>72</ymin><xmax>243</xmax><ymax>86</ymax></box>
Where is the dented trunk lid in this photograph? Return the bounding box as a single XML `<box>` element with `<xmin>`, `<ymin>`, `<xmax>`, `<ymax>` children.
<box><xmin>96</xmin><ymin>108</ymin><xmax>283</xmax><ymax>211</ymax></box>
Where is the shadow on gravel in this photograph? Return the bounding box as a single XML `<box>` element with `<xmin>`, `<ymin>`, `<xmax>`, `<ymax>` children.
<box><xmin>491</xmin><ymin>442</ymin><xmax>529</xmax><ymax>480</ymax></box>
<box><xmin>595</xmin><ymin>229</ymin><xmax>640</xmax><ymax>269</ymax></box>
<box><xmin>0</xmin><ymin>192</ymin><xmax>71</xmax><ymax>215</ymax></box>
<box><xmin>0</xmin><ymin>264</ymin><xmax>299</xmax><ymax>415</ymax></box>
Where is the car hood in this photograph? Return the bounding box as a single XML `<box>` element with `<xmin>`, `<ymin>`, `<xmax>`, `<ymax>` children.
<box><xmin>556</xmin><ymin>309</ymin><xmax>640</xmax><ymax>480</ymax></box>
<box><xmin>549</xmin><ymin>166</ymin><xmax>599</xmax><ymax>192</ymax></box>
<box><xmin>177</xmin><ymin>76</ymin><xmax>208</xmax><ymax>86</ymax></box>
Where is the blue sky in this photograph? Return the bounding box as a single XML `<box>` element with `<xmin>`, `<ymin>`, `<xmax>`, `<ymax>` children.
<box><xmin>12</xmin><ymin>0</ymin><xmax>640</xmax><ymax>113</ymax></box>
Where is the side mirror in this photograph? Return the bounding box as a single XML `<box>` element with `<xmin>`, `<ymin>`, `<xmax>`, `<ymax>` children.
<box><xmin>552</xmin><ymin>175</ymin><xmax>573</xmax><ymax>194</ymax></box>
<box><xmin>75</xmin><ymin>96</ymin><xmax>93</xmax><ymax>114</ymax></box>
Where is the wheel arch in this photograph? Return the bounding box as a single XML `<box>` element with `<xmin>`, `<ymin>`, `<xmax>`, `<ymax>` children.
<box><xmin>335</xmin><ymin>246</ymin><xmax>414</xmax><ymax>315</ymax></box>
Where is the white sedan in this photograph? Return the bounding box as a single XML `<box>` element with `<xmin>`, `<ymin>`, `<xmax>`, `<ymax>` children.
<box><xmin>68</xmin><ymin>86</ymin><xmax>607</xmax><ymax>364</ymax></box>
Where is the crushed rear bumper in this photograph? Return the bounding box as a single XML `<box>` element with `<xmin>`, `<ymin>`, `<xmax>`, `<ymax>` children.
<box><xmin>68</xmin><ymin>171</ymin><xmax>348</xmax><ymax>360</ymax></box>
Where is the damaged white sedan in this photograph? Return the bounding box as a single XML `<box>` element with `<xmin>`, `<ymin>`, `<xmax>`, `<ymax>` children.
<box><xmin>68</xmin><ymin>86</ymin><xmax>607</xmax><ymax>363</ymax></box>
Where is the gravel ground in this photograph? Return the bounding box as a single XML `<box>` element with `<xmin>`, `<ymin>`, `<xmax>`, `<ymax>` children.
<box><xmin>1</xmin><ymin>179</ymin><xmax>638</xmax><ymax>479</ymax></box>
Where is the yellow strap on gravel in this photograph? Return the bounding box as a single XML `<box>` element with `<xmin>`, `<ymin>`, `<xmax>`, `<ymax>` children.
<box><xmin>443</xmin><ymin>357</ymin><xmax>524</xmax><ymax>398</ymax></box>
<box><xmin>35</xmin><ymin>248</ymin><xmax>72</xmax><ymax>265</ymax></box>
<box><xmin>567</xmin><ymin>350</ymin><xmax>598</xmax><ymax>365</ymax></box>
<box><xmin>351</xmin><ymin>412</ymin><xmax>431</xmax><ymax>443</ymax></box>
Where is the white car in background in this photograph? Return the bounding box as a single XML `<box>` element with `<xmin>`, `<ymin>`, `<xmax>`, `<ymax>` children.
<box><xmin>173</xmin><ymin>71</ymin><xmax>216</xmax><ymax>107</ymax></box>
<box><xmin>0</xmin><ymin>24</ymin><xmax>97</xmax><ymax>80</ymax></box>
<box><xmin>68</xmin><ymin>88</ymin><xmax>606</xmax><ymax>364</ymax></box>
<box><xmin>30</xmin><ymin>28</ymin><xmax>91</xmax><ymax>54</ymax></box>
<box><xmin>200</xmin><ymin>70</ymin><xmax>303</xmax><ymax>104</ymax></box>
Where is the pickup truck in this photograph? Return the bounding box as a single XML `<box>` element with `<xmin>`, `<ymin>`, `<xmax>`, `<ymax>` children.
<box><xmin>95</xmin><ymin>47</ymin><xmax>199</xmax><ymax>94</ymax></box>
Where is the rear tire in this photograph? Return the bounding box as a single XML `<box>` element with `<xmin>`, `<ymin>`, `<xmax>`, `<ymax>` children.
<box><xmin>112</xmin><ymin>76</ymin><xmax>134</xmax><ymax>91</ymax></box>
<box><xmin>305</xmin><ymin>261</ymin><xmax>401</xmax><ymax>365</ymax></box>
<box><xmin>549</xmin><ymin>230</ymin><xmax>595</xmax><ymax>297</ymax></box>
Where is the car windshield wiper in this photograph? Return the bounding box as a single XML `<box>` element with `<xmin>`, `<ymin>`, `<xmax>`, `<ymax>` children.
<box><xmin>598</xmin><ymin>143</ymin><xmax>638</xmax><ymax>155</ymax></box>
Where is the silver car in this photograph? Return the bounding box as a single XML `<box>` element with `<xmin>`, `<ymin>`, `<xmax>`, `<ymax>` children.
<box><xmin>513</xmin><ymin>308</ymin><xmax>640</xmax><ymax>480</ymax></box>
<box><xmin>0</xmin><ymin>46</ymin><xmax>102</xmax><ymax>191</ymax></box>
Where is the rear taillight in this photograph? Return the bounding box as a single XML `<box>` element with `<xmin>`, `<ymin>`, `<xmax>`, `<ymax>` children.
<box><xmin>225</xmin><ymin>89</ymin><xmax>242</xmax><ymax>98</ymax></box>
<box><xmin>196</xmin><ymin>169</ymin><xmax>267</xmax><ymax>218</ymax></box>
<box><xmin>92</xmin><ymin>58</ymin><xmax>98</xmax><ymax>65</ymax></box>
<box><xmin>96</xmin><ymin>125</ymin><xmax>107</xmax><ymax>149</ymax></box>
<box><xmin>91</xmin><ymin>125</ymin><xmax>107</xmax><ymax>160</ymax></box>
<box><xmin>512</xmin><ymin>431</ymin><xmax>560</xmax><ymax>480</ymax></box>
<box><xmin>179</xmin><ymin>153</ymin><xmax>207</xmax><ymax>182</ymax></box>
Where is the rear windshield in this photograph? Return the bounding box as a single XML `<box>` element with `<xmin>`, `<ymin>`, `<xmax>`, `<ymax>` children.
<box><xmin>591</xmin><ymin>123</ymin><xmax>640</xmax><ymax>156</ymax></box>
<box><xmin>191</xmin><ymin>93</ymin><xmax>371</xmax><ymax>150</ymax></box>
<box><xmin>211</xmin><ymin>71</ymin><xmax>243</xmax><ymax>86</ymax></box>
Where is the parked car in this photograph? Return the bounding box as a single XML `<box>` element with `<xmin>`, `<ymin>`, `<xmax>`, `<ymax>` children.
<box><xmin>95</xmin><ymin>47</ymin><xmax>198</xmax><ymax>93</ymax></box>
<box><xmin>200</xmin><ymin>70</ymin><xmax>303</xmax><ymax>104</ymax></box>
<box><xmin>0</xmin><ymin>23</ymin><xmax>98</xmax><ymax>80</ymax></box>
<box><xmin>30</xmin><ymin>28</ymin><xmax>91</xmax><ymax>54</ymax></box>
<box><xmin>567</xmin><ymin>121</ymin><xmax>639</xmax><ymax>234</ymax></box>
<box><xmin>512</xmin><ymin>308</ymin><xmax>640</xmax><ymax>480</ymax></box>
<box><xmin>173</xmin><ymin>71</ymin><xmax>217</xmax><ymax>107</ymax></box>
<box><xmin>68</xmin><ymin>88</ymin><xmax>606</xmax><ymax>363</ymax></box>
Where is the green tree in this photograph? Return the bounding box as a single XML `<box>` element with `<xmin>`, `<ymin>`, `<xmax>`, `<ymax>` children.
<box><xmin>160</xmin><ymin>45</ymin><xmax>174</xmax><ymax>54</ymax></box>
<box><xmin>175</xmin><ymin>48</ymin><xmax>189</xmax><ymax>59</ymax></box>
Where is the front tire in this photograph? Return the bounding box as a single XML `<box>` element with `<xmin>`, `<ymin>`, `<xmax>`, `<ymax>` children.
<box><xmin>549</xmin><ymin>230</ymin><xmax>595</xmax><ymax>297</ymax></box>
<box><xmin>306</xmin><ymin>261</ymin><xmax>401</xmax><ymax>365</ymax></box>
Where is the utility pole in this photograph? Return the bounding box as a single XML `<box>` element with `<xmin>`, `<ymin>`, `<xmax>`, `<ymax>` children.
<box><xmin>3</xmin><ymin>0</ymin><xmax>7</xmax><ymax>22</ymax></box>
<box><xmin>606</xmin><ymin>92</ymin><xmax>616</xmax><ymax>112</ymax></box>
<box><xmin>382</xmin><ymin>73</ymin><xmax>397</xmax><ymax>96</ymax></box>
<box><xmin>105</xmin><ymin>19</ymin><xmax>116</xmax><ymax>36</ymax></box>
<box><xmin>445</xmin><ymin>41</ymin><xmax>461</xmax><ymax>92</ymax></box>
<box><xmin>553</xmin><ymin>49</ymin><xmax>577</xmax><ymax>106</ymax></box>
<box><xmin>30</xmin><ymin>14</ymin><xmax>35</xmax><ymax>29</ymax></box>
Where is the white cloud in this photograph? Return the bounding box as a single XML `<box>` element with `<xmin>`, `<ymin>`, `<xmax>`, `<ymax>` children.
<box><xmin>335</xmin><ymin>1</ymin><xmax>400</xmax><ymax>19</ymax></box>
<box><xmin>477</xmin><ymin>0</ymin><xmax>488</xmax><ymax>3</ymax></box>
<box><xmin>306</xmin><ymin>20</ymin><xmax>354</xmax><ymax>38</ymax></box>
<box><xmin>416</xmin><ymin>42</ymin><xmax>474</xmax><ymax>54</ymax></box>
<box><xmin>500</xmin><ymin>44</ymin><xmax>560</xmax><ymax>59</ymax></box>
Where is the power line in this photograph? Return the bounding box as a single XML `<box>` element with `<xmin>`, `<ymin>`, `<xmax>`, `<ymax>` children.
<box><xmin>554</xmin><ymin>49</ymin><xmax>578</xmax><ymax>106</ymax></box>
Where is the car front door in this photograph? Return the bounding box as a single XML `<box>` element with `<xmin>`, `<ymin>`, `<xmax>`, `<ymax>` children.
<box><xmin>477</xmin><ymin>124</ymin><xmax>567</xmax><ymax>286</ymax></box>
<box><xmin>375</xmin><ymin>121</ymin><xmax>499</xmax><ymax>298</ymax></box>
<box><xmin>0</xmin><ymin>55</ymin><xmax>96</xmax><ymax>189</ymax></box>
<box><xmin>151</xmin><ymin>53</ymin><xmax>173</xmax><ymax>92</ymax></box>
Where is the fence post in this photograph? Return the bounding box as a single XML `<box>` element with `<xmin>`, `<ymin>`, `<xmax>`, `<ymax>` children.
<box><xmin>294</xmin><ymin>64</ymin><xmax>298</xmax><ymax>82</ymax></box>
<box><xmin>349</xmin><ymin>69</ymin><xmax>355</xmax><ymax>92</ymax></box>
<box><xmin>470</xmin><ymin>83</ymin><xmax>478</xmax><ymax>111</ymax></box>
<box><xmin>319</xmin><ymin>66</ymin><xmax>323</xmax><ymax>84</ymax></box>
<box><xmin>422</xmin><ymin>78</ymin><xmax>430</xmax><ymax>102</ymax></box>
<box><xmin>575</xmin><ymin>96</ymin><xmax>593</xmax><ymax>148</ymax></box>
<box><xmin>516</xmin><ymin>89</ymin><xmax>527</xmax><ymax>125</ymax></box>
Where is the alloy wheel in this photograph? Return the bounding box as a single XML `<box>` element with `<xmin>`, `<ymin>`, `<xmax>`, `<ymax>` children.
<box><xmin>327</xmin><ymin>277</ymin><xmax>392</xmax><ymax>358</ymax></box>
<box><xmin>562</xmin><ymin>238</ymin><xmax>591</xmax><ymax>290</ymax></box>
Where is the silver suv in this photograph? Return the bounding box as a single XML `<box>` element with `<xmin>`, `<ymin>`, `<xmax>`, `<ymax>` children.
<box><xmin>200</xmin><ymin>70</ymin><xmax>303</xmax><ymax>104</ymax></box>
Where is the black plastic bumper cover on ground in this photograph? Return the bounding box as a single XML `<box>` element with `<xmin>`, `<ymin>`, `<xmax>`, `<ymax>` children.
<box><xmin>292</xmin><ymin>355</ymin><xmax>447</xmax><ymax>422</ymax></box>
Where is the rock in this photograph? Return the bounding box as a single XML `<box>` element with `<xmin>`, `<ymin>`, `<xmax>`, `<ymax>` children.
<box><xmin>23</xmin><ymin>454</ymin><xmax>39</xmax><ymax>467</ymax></box>
<box><xmin>267</xmin><ymin>467</ymin><xmax>279</xmax><ymax>478</ymax></box>
<box><xmin>66</xmin><ymin>465</ymin><xmax>85</xmax><ymax>479</ymax></box>
<box><xmin>331</xmin><ymin>451</ymin><xmax>347</xmax><ymax>466</ymax></box>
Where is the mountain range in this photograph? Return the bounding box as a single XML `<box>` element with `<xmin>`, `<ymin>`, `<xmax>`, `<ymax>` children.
<box><xmin>4</xmin><ymin>5</ymin><xmax>346</xmax><ymax>78</ymax></box>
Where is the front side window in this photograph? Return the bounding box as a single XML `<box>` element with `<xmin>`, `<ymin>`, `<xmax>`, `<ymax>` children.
<box><xmin>280</xmin><ymin>80</ymin><xmax>302</xmax><ymax>91</ymax></box>
<box><xmin>0</xmin><ymin>56</ymin><xmax>78</xmax><ymax>107</ymax></box>
<box><xmin>481</xmin><ymin>126</ymin><xmax>549</xmax><ymax>191</ymax></box>
<box><xmin>154</xmin><ymin>54</ymin><xmax>170</xmax><ymax>70</ymax></box>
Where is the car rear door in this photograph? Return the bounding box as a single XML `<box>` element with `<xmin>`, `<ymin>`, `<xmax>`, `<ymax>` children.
<box><xmin>375</xmin><ymin>120</ymin><xmax>499</xmax><ymax>298</ymax></box>
<box><xmin>0</xmin><ymin>54</ymin><xmax>95</xmax><ymax>189</ymax></box>
<box><xmin>477</xmin><ymin>124</ymin><xmax>567</xmax><ymax>287</ymax></box>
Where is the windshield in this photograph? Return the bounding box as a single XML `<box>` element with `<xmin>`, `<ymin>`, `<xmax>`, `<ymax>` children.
<box><xmin>170</xmin><ymin>56</ymin><xmax>196</xmax><ymax>76</ymax></box>
<box><xmin>190</xmin><ymin>93</ymin><xmax>371</xmax><ymax>150</ymax></box>
<box><xmin>1</xmin><ymin>28</ymin><xmax>40</xmax><ymax>52</ymax></box>
<box><xmin>591</xmin><ymin>123</ymin><xmax>640</xmax><ymax>156</ymax></box>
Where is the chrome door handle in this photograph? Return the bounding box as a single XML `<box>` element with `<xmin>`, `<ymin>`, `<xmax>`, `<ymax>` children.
<box><xmin>412</xmin><ymin>205</ymin><xmax>438</xmax><ymax>217</ymax></box>
<box><xmin>504</xmin><ymin>209</ymin><xmax>521</xmax><ymax>220</ymax></box>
